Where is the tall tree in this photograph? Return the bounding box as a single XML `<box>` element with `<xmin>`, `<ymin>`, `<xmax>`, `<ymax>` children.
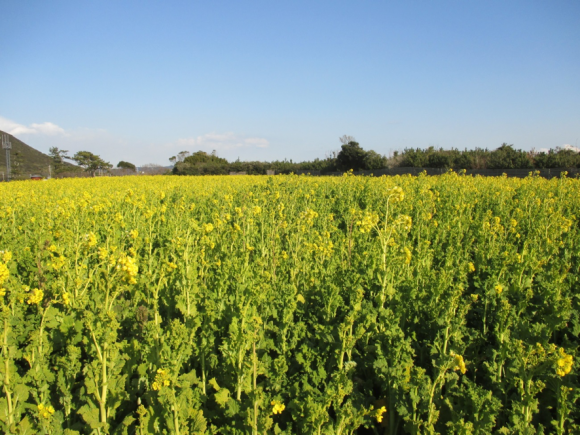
<box><xmin>72</xmin><ymin>151</ymin><xmax>112</xmax><ymax>176</ymax></box>
<box><xmin>336</xmin><ymin>140</ymin><xmax>367</xmax><ymax>171</ymax></box>
<box><xmin>49</xmin><ymin>147</ymin><xmax>70</xmax><ymax>174</ymax></box>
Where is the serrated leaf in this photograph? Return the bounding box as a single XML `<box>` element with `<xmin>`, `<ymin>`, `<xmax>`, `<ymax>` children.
<box><xmin>214</xmin><ymin>388</ymin><xmax>230</xmax><ymax>407</ymax></box>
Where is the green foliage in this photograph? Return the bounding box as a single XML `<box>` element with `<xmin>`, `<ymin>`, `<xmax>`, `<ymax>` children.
<box><xmin>486</xmin><ymin>143</ymin><xmax>532</xmax><ymax>169</ymax></box>
<box><xmin>71</xmin><ymin>151</ymin><xmax>112</xmax><ymax>176</ymax></box>
<box><xmin>116</xmin><ymin>161</ymin><xmax>136</xmax><ymax>171</ymax></box>
<box><xmin>336</xmin><ymin>141</ymin><xmax>368</xmax><ymax>171</ymax></box>
<box><xmin>1</xmin><ymin>167</ymin><xmax>580</xmax><ymax>434</ymax></box>
<box><xmin>49</xmin><ymin>148</ymin><xmax>71</xmax><ymax>175</ymax></box>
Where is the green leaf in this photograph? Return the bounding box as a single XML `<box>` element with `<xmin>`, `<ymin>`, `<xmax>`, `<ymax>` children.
<box><xmin>214</xmin><ymin>388</ymin><xmax>231</xmax><ymax>407</ymax></box>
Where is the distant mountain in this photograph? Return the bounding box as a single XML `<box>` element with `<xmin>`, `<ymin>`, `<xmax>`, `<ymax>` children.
<box><xmin>0</xmin><ymin>131</ymin><xmax>77</xmax><ymax>179</ymax></box>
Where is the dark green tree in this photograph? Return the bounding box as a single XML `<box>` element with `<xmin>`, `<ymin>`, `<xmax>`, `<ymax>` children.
<box><xmin>117</xmin><ymin>161</ymin><xmax>136</xmax><ymax>171</ymax></box>
<box><xmin>72</xmin><ymin>151</ymin><xmax>112</xmax><ymax>176</ymax></box>
<box><xmin>336</xmin><ymin>141</ymin><xmax>367</xmax><ymax>171</ymax></box>
<box><xmin>49</xmin><ymin>147</ymin><xmax>71</xmax><ymax>174</ymax></box>
<box><xmin>487</xmin><ymin>143</ymin><xmax>532</xmax><ymax>169</ymax></box>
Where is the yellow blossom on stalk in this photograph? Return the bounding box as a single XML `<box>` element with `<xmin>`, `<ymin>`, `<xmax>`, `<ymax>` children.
<box><xmin>297</xmin><ymin>294</ymin><xmax>305</xmax><ymax>304</ymax></box>
<box><xmin>166</xmin><ymin>262</ymin><xmax>178</xmax><ymax>272</ymax></box>
<box><xmin>404</xmin><ymin>247</ymin><xmax>412</xmax><ymax>264</ymax></box>
<box><xmin>495</xmin><ymin>284</ymin><xmax>504</xmax><ymax>295</ymax></box>
<box><xmin>468</xmin><ymin>262</ymin><xmax>475</xmax><ymax>273</ymax></box>
<box><xmin>0</xmin><ymin>262</ymin><xmax>9</xmax><ymax>286</ymax></box>
<box><xmin>129</xmin><ymin>229</ymin><xmax>139</xmax><ymax>239</ymax></box>
<box><xmin>37</xmin><ymin>403</ymin><xmax>55</xmax><ymax>420</ymax></box>
<box><xmin>450</xmin><ymin>352</ymin><xmax>467</xmax><ymax>374</ymax></box>
<box><xmin>62</xmin><ymin>292</ymin><xmax>71</xmax><ymax>306</ymax></box>
<box><xmin>0</xmin><ymin>288</ymin><xmax>6</xmax><ymax>298</ymax></box>
<box><xmin>390</xmin><ymin>186</ymin><xmax>404</xmax><ymax>202</ymax></box>
<box><xmin>152</xmin><ymin>368</ymin><xmax>170</xmax><ymax>391</ymax></box>
<box><xmin>98</xmin><ymin>247</ymin><xmax>109</xmax><ymax>261</ymax></box>
<box><xmin>27</xmin><ymin>288</ymin><xmax>44</xmax><ymax>305</ymax></box>
<box><xmin>117</xmin><ymin>255</ymin><xmax>138</xmax><ymax>284</ymax></box>
<box><xmin>204</xmin><ymin>223</ymin><xmax>214</xmax><ymax>233</ymax></box>
<box><xmin>252</xmin><ymin>206</ymin><xmax>262</xmax><ymax>215</ymax></box>
<box><xmin>556</xmin><ymin>348</ymin><xmax>574</xmax><ymax>377</ymax></box>
<box><xmin>1</xmin><ymin>251</ymin><xmax>12</xmax><ymax>263</ymax></box>
<box><xmin>374</xmin><ymin>406</ymin><xmax>387</xmax><ymax>423</ymax></box>
<box><xmin>271</xmin><ymin>400</ymin><xmax>285</xmax><ymax>414</ymax></box>
<box><xmin>85</xmin><ymin>232</ymin><xmax>97</xmax><ymax>247</ymax></box>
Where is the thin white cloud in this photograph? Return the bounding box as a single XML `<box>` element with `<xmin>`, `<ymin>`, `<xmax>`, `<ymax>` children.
<box><xmin>176</xmin><ymin>132</ymin><xmax>269</xmax><ymax>151</ymax></box>
<box><xmin>0</xmin><ymin>116</ymin><xmax>67</xmax><ymax>136</ymax></box>
<box><xmin>562</xmin><ymin>144</ymin><xmax>580</xmax><ymax>153</ymax></box>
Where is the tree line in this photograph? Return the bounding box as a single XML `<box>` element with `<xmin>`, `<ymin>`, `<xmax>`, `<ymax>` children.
<box><xmin>171</xmin><ymin>137</ymin><xmax>580</xmax><ymax>176</ymax></box>
<box><xmin>46</xmin><ymin>138</ymin><xmax>580</xmax><ymax>178</ymax></box>
<box><xmin>48</xmin><ymin>148</ymin><xmax>137</xmax><ymax>176</ymax></box>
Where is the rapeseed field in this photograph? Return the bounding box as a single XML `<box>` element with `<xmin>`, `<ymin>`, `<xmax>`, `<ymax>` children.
<box><xmin>0</xmin><ymin>172</ymin><xmax>578</xmax><ymax>434</ymax></box>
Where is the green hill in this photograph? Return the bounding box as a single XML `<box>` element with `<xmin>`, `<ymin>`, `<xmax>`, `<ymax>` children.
<box><xmin>0</xmin><ymin>130</ymin><xmax>77</xmax><ymax>180</ymax></box>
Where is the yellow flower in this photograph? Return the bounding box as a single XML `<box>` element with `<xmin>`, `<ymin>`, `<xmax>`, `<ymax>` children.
<box><xmin>86</xmin><ymin>232</ymin><xmax>97</xmax><ymax>247</ymax></box>
<box><xmin>62</xmin><ymin>292</ymin><xmax>71</xmax><ymax>306</ymax></box>
<box><xmin>556</xmin><ymin>348</ymin><xmax>573</xmax><ymax>377</ymax></box>
<box><xmin>271</xmin><ymin>400</ymin><xmax>285</xmax><ymax>414</ymax></box>
<box><xmin>297</xmin><ymin>294</ymin><xmax>305</xmax><ymax>304</ymax></box>
<box><xmin>27</xmin><ymin>288</ymin><xmax>44</xmax><ymax>305</ymax></box>
<box><xmin>204</xmin><ymin>223</ymin><xmax>214</xmax><ymax>233</ymax></box>
<box><xmin>117</xmin><ymin>255</ymin><xmax>138</xmax><ymax>284</ymax></box>
<box><xmin>37</xmin><ymin>403</ymin><xmax>55</xmax><ymax>419</ymax></box>
<box><xmin>1</xmin><ymin>251</ymin><xmax>12</xmax><ymax>263</ymax></box>
<box><xmin>495</xmin><ymin>284</ymin><xmax>503</xmax><ymax>295</ymax></box>
<box><xmin>404</xmin><ymin>247</ymin><xmax>412</xmax><ymax>265</ymax></box>
<box><xmin>152</xmin><ymin>368</ymin><xmax>170</xmax><ymax>391</ymax></box>
<box><xmin>450</xmin><ymin>351</ymin><xmax>467</xmax><ymax>374</ymax></box>
<box><xmin>374</xmin><ymin>406</ymin><xmax>387</xmax><ymax>423</ymax></box>
<box><xmin>0</xmin><ymin>262</ymin><xmax>9</xmax><ymax>286</ymax></box>
<box><xmin>468</xmin><ymin>262</ymin><xmax>475</xmax><ymax>273</ymax></box>
<box><xmin>129</xmin><ymin>229</ymin><xmax>139</xmax><ymax>239</ymax></box>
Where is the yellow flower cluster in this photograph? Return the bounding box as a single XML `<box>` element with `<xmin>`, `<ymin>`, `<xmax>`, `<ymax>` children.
<box><xmin>1</xmin><ymin>250</ymin><xmax>11</xmax><ymax>263</ymax></box>
<box><xmin>86</xmin><ymin>232</ymin><xmax>98</xmax><ymax>247</ymax></box>
<box><xmin>62</xmin><ymin>292</ymin><xmax>71</xmax><ymax>306</ymax></box>
<box><xmin>356</xmin><ymin>211</ymin><xmax>379</xmax><ymax>233</ymax></box>
<box><xmin>404</xmin><ymin>247</ymin><xmax>412</xmax><ymax>265</ymax></box>
<box><xmin>27</xmin><ymin>288</ymin><xmax>44</xmax><ymax>305</ymax></box>
<box><xmin>117</xmin><ymin>255</ymin><xmax>138</xmax><ymax>284</ymax></box>
<box><xmin>152</xmin><ymin>368</ymin><xmax>171</xmax><ymax>391</ymax></box>
<box><xmin>0</xmin><ymin>262</ymin><xmax>9</xmax><ymax>286</ymax></box>
<box><xmin>450</xmin><ymin>352</ymin><xmax>467</xmax><ymax>374</ymax></box>
<box><xmin>556</xmin><ymin>348</ymin><xmax>574</xmax><ymax>377</ymax></box>
<box><xmin>38</xmin><ymin>403</ymin><xmax>55</xmax><ymax>419</ymax></box>
<box><xmin>374</xmin><ymin>406</ymin><xmax>387</xmax><ymax>423</ymax></box>
<box><xmin>389</xmin><ymin>186</ymin><xmax>405</xmax><ymax>202</ymax></box>
<box><xmin>271</xmin><ymin>400</ymin><xmax>285</xmax><ymax>414</ymax></box>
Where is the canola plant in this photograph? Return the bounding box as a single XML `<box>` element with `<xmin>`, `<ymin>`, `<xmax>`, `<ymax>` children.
<box><xmin>0</xmin><ymin>172</ymin><xmax>578</xmax><ymax>434</ymax></box>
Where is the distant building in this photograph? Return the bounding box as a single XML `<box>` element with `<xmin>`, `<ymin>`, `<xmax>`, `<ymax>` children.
<box><xmin>30</xmin><ymin>174</ymin><xmax>43</xmax><ymax>180</ymax></box>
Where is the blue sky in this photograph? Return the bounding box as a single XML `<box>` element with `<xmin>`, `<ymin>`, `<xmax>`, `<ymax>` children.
<box><xmin>1</xmin><ymin>0</ymin><xmax>579</xmax><ymax>166</ymax></box>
